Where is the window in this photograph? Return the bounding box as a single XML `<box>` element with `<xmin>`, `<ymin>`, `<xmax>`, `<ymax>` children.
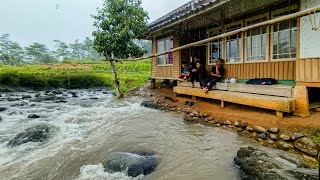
<box><xmin>272</xmin><ymin>7</ymin><xmax>297</xmax><ymax>60</ymax></box>
<box><xmin>157</xmin><ymin>37</ymin><xmax>173</xmax><ymax>65</ymax></box>
<box><xmin>225</xmin><ymin>23</ymin><xmax>243</xmax><ymax>63</ymax></box>
<box><xmin>246</xmin><ymin>15</ymin><xmax>268</xmax><ymax>62</ymax></box>
<box><xmin>208</xmin><ymin>28</ymin><xmax>223</xmax><ymax>64</ymax></box>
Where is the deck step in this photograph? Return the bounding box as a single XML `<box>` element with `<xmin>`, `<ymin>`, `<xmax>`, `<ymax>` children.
<box><xmin>173</xmin><ymin>86</ymin><xmax>296</xmax><ymax>113</ymax></box>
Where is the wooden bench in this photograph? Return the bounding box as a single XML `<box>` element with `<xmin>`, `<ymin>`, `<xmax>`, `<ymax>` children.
<box><xmin>174</xmin><ymin>82</ymin><xmax>296</xmax><ymax>118</ymax></box>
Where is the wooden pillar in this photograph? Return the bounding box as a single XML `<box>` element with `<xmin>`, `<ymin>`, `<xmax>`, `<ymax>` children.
<box><xmin>221</xmin><ymin>100</ymin><xmax>225</xmax><ymax>108</ymax></box>
<box><xmin>293</xmin><ymin>86</ymin><xmax>310</xmax><ymax>117</ymax></box>
<box><xmin>276</xmin><ymin>111</ymin><xmax>283</xmax><ymax>119</ymax></box>
<box><xmin>151</xmin><ymin>78</ymin><xmax>156</xmax><ymax>89</ymax></box>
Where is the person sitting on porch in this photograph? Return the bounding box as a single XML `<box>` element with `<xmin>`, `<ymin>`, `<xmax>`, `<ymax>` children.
<box><xmin>176</xmin><ymin>61</ymin><xmax>191</xmax><ymax>82</ymax></box>
<box><xmin>203</xmin><ymin>58</ymin><xmax>225</xmax><ymax>93</ymax></box>
<box><xmin>190</xmin><ymin>60</ymin><xmax>207</xmax><ymax>88</ymax></box>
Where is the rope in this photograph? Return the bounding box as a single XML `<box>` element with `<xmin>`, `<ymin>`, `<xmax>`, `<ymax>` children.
<box><xmin>309</xmin><ymin>6</ymin><xmax>320</xmax><ymax>31</ymax></box>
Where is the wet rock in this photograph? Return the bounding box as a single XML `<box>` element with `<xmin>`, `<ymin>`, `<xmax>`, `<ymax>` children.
<box><xmin>183</xmin><ymin>115</ymin><xmax>193</xmax><ymax>122</ymax></box>
<box><xmin>246</xmin><ymin>126</ymin><xmax>254</xmax><ymax>132</ymax></box>
<box><xmin>291</xmin><ymin>133</ymin><xmax>304</xmax><ymax>140</ymax></box>
<box><xmin>224</xmin><ymin>120</ymin><xmax>232</xmax><ymax>125</ymax></box>
<box><xmin>72</xmin><ymin>94</ymin><xmax>78</xmax><ymax>98</ymax></box>
<box><xmin>257</xmin><ymin>133</ymin><xmax>267</xmax><ymax>140</ymax></box>
<box><xmin>35</xmin><ymin>93</ymin><xmax>41</xmax><ymax>97</ymax></box>
<box><xmin>241</xmin><ymin>122</ymin><xmax>248</xmax><ymax>128</ymax></box>
<box><xmin>22</xmin><ymin>95</ymin><xmax>32</xmax><ymax>99</ymax></box>
<box><xmin>90</xmin><ymin>97</ymin><xmax>99</xmax><ymax>100</ymax></box>
<box><xmin>294</xmin><ymin>138</ymin><xmax>318</xmax><ymax>156</ymax></box>
<box><xmin>315</xmin><ymin>108</ymin><xmax>320</xmax><ymax>112</ymax></box>
<box><xmin>7</xmin><ymin>97</ymin><xmax>20</xmax><ymax>102</ymax></box>
<box><xmin>192</xmin><ymin>111</ymin><xmax>199</xmax><ymax>117</ymax></box>
<box><xmin>189</xmin><ymin>113</ymin><xmax>195</xmax><ymax>117</ymax></box>
<box><xmin>215</xmin><ymin>123</ymin><xmax>221</xmax><ymax>127</ymax></box>
<box><xmin>104</xmin><ymin>152</ymin><xmax>157</xmax><ymax>177</ymax></box>
<box><xmin>234</xmin><ymin>146</ymin><xmax>318</xmax><ymax>180</ymax></box>
<box><xmin>280</xmin><ymin>134</ymin><xmax>291</xmax><ymax>141</ymax></box>
<box><xmin>269</xmin><ymin>134</ymin><xmax>278</xmax><ymax>141</ymax></box>
<box><xmin>268</xmin><ymin>127</ymin><xmax>280</xmax><ymax>134</ymax></box>
<box><xmin>266</xmin><ymin>140</ymin><xmax>275</xmax><ymax>145</ymax></box>
<box><xmin>275</xmin><ymin>140</ymin><xmax>294</xmax><ymax>151</ymax></box>
<box><xmin>52</xmin><ymin>90</ymin><xmax>63</xmax><ymax>95</ymax></box>
<box><xmin>28</xmin><ymin>114</ymin><xmax>40</xmax><ymax>119</ymax></box>
<box><xmin>234</xmin><ymin>121</ymin><xmax>241</xmax><ymax>127</ymax></box>
<box><xmin>192</xmin><ymin>117</ymin><xmax>200</xmax><ymax>123</ymax></box>
<box><xmin>237</xmin><ymin>128</ymin><xmax>243</xmax><ymax>132</ymax></box>
<box><xmin>141</xmin><ymin>101</ymin><xmax>163</xmax><ymax>110</ymax></box>
<box><xmin>0</xmin><ymin>107</ymin><xmax>7</xmax><ymax>112</ymax></box>
<box><xmin>7</xmin><ymin>124</ymin><xmax>51</xmax><ymax>147</ymax></box>
<box><xmin>45</xmin><ymin>95</ymin><xmax>56</xmax><ymax>101</ymax></box>
<box><xmin>253</xmin><ymin>125</ymin><xmax>266</xmax><ymax>133</ymax></box>
<box><xmin>0</xmin><ymin>116</ymin><xmax>2</xmax><ymax>122</ymax></box>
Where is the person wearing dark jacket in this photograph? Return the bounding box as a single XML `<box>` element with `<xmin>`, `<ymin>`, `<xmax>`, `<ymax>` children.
<box><xmin>203</xmin><ymin>58</ymin><xmax>225</xmax><ymax>93</ymax></box>
<box><xmin>190</xmin><ymin>60</ymin><xmax>207</xmax><ymax>88</ymax></box>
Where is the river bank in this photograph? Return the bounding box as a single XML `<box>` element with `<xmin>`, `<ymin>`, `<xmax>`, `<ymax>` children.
<box><xmin>134</xmin><ymin>82</ymin><xmax>320</xmax><ymax>167</ymax></box>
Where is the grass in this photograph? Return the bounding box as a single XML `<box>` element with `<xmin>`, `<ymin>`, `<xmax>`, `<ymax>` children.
<box><xmin>0</xmin><ymin>60</ymin><xmax>152</xmax><ymax>94</ymax></box>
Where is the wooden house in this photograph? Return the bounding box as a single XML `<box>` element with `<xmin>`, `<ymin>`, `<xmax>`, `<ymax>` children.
<box><xmin>144</xmin><ymin>0</ymin><xmax>320</xmax><ymax>118</ymax></box>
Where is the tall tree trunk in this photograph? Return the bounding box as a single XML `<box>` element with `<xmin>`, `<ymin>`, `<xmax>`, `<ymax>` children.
<box><xmin>109</xmin><ymin>60</ymin><xmax>124</xmax><ymax>98</ymax></box>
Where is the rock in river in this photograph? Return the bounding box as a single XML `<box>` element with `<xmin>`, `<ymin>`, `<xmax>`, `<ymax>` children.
<box><xmin>234</xmin><ymin>146</ymin><xmax>318</xmax><ymax>180</ymax></box>
<box><xmin>104</xmin><ymin>152</ymin><xmax>158</xmax><ymax>177</ymax></box>
<box><xmin>141</xmin><ymin>101</ymin><xmax>164</xmax><ymax>110</ymax></box>
<box><xmin>28</xmin><ymin>114</ymin><xmax>41</xmax><ymax>119</ymax></box>
<box><xmin>294</xmin><ymin>137</ymin><xmax>318</xmax><ymax>156</ymax></box>
<box><xmin>0</xmin><ymin>107</ymin><xmax>7</xmax><ymax>112</ymax></box>
<box><xmin>7</xmin><ymin>124</ymin><xmax>52</xmax><ymax>147</ymax></box>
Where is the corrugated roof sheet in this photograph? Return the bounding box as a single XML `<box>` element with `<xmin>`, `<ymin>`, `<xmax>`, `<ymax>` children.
<box><xmin>148</xmin><ymin>0</ymin><xmax>218</xmax><ymax>31</ymax></box>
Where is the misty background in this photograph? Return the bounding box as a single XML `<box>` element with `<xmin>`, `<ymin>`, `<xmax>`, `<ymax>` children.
<box><xmin>0</xmin><ymin>0</ymin><xmax>190</xmax><ymax>48</ymax></box>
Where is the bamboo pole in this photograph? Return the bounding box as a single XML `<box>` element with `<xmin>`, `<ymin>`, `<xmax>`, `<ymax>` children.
<box><xmin>111</xmin><ymin>6</ymin><xmax>320</xmax><ymax>62</ymax></box>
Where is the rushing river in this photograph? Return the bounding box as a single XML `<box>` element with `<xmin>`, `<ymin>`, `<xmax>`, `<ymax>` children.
<box><xmin>0</xmin><ymin>89</ymin><xmax>249</xmax><ymax>180</ymax></box>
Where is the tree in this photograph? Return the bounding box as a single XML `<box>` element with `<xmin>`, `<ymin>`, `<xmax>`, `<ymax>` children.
<box><xmin>0</xmin><ymin>34</ymin><xmax>25</xmax><ymax>65</ymax></box>
<box><xmin>53</xmin><ymin>40</ymin><xmax>70</xmax><ymax>60</ymax></box>
<box><xmin>25</xmin><ymin>42</ymin><xmax>57</xmax><ymax>64</ymax></box>
<box><xmin>92</xmin><ymin>0</ymin><xmax>149</xmax><ymax>97</ymax></box>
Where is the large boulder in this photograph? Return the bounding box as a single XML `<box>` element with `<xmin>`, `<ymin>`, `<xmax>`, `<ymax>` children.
<box><xmin>294</xmin><ymin>138</ymin><xmax>318</xmax><ymax>156</ymax></box>
<box><xmin>141</xmin><ymin>101</ymin><xmax>164</xmax><ymax>110</ymax></box>
<box><xmin>104</xmin><ymin>152</ymin><xmax>158</xmax><ymax>177</ymax></box>
<box><xmin>7</xmin><ymin>124</ymin><xmax>52</xmax><ymax>147</ymax></box>
<box><xmin>234</xmin><ymin>146</ymin><xmax>318</xmax><ymax>180</ymax></box>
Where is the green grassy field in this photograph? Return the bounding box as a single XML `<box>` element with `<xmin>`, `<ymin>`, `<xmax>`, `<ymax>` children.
<box><xmin>0</xmin><ymin>60</ymin><xmax>151</xmax><ymax>93</ymax></box>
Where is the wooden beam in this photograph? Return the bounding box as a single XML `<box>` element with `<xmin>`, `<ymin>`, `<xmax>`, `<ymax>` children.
<box><xmin>296</xmin><ymin>82</ymin><xmax>320</xmax><ymax>88</ymax></box>
<box><xmin>173</xmin><ymin>86</ymin><xmax>296</xmax><ymax>113</ymax></box>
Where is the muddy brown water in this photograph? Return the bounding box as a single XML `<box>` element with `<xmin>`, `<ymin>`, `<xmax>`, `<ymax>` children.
<box><xmin>0</xmin><ymin>89</ymin><xmax>251</xmax><ymax>180</ymax></box>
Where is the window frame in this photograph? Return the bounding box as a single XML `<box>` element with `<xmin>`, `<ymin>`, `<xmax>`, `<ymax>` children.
<box><xmin>270</xmin><ymin>5</ymin><xmax>298</xmax><ymax>62</ymax></box>
<box><xmin>244</xmin><ymin>13</ymin><xmax>270</xmax><ymax>63</ymax></box>
<box><xmin>207</xmin><ymin>27</ymin><xmax>224</xmax><ymax>65</ymax></box>
<box><xmin>224</xmin><ymin>21</ymin><xmax>244</xmax><ymax>64</ymax></box>
<box><xmin>156</xmin><ymin>36</ymin><xmax>173</xmax><ymax>66</ymax></box>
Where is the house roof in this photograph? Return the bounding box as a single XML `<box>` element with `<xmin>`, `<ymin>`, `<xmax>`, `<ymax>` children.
<box><xmin>148</xmin><ymin>0</ymin><xmax>219</xmax><ymax>31</ymax></box>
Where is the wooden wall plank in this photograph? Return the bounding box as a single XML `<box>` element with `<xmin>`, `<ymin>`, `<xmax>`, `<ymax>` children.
<box><xmin>312</xmin><ymin>59</ymin><xmax>319</xmax><ymax>82</ymax></box>
<box><xmin>305</xmin><ymin>59</ymin><xmax>312</xmax><ymax>82</ymax></box>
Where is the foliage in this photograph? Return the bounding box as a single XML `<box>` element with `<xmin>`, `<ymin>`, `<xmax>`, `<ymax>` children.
<box><xmin>92</xmin><ymin>0</ymin><xmax>149</xmax><ymax>59</ymax></box>
<box><xmin>0</xmin><ymin>59</ymin><xmax>151</xmax><ymax>93</ymax></box>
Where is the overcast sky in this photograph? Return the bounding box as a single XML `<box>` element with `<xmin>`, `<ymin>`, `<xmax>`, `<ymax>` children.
<box><xmin>0</xmin><ymin>0</ymin><xmax>190</xmax><ymax>48</ymax></box>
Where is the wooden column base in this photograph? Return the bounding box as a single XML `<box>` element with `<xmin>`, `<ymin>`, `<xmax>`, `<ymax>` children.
<box><xmin>293</xmin><ymin>86</ymin><xmax>310</xmax><ymax>117</ymax></box>
<box><xmin>276</xmin><ymin>111</ymin><xmax>283</xmax><ymax>119</ymax></box>
<box><xmin>221</xmin><ymin>100</ymin><xmax>225</xmax><ymax>108</ymax></box>
<box><xmin>151</xmin><ymin>78</ymin><xmax>156</xmax><ymax>89</ymax></box>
